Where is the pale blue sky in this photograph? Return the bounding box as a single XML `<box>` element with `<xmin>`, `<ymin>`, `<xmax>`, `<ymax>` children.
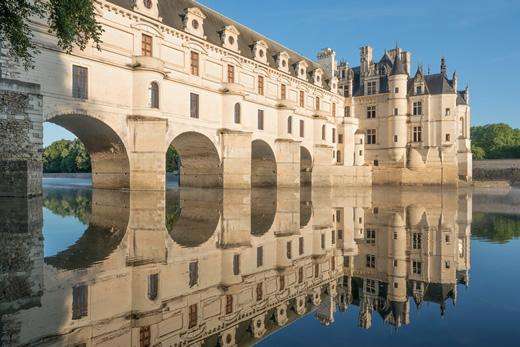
<box><xmin>44</xmin><ymin>0</ymin><xmax>520</xmax><ymax>145</ymax></box>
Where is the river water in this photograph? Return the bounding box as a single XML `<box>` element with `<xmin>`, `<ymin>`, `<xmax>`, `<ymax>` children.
<box><xmin>1</xmin><ymin>179</ymin><xmax>519</xmax><ymax>346</ymax></box>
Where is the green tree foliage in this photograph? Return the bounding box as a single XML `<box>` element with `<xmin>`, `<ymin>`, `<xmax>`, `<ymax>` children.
<box><xmin>166</xmin><ymin>146</ymin><xmax>180</xmax><ymax>173</ymax></box>
<box><xmin>471</xmin><ymin>123</ymin><xmax>520</xmax><ymax>160</ymax></box>
<box><xmin>43</xmin><ymin>188</ymin><xmax>92</xmax><ymax>225</ymax></box>
<box><xmin>43</xmin><ymin>139</ymin><xmax>91</xmax><ymax>173</ymax></box>
<box><xmin>0</xmin><ymin>0</ymin><xmax>103</xmax><ymax>69</ymax></box>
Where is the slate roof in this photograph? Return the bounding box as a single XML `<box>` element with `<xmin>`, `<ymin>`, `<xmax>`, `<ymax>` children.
<box><xmin>106</xmin><ymin>0</ymin><xmax>331</xmax><ymax>89</ymax></box>
<box><xmin>391</xmin><ymin>54</ymin><xmax>407</xmax><ymax>76</ymax></box>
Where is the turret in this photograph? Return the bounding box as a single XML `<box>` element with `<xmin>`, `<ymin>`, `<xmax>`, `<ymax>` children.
<box><xmin>452</xmin><ymin>71</ymin><xmax>458</xmax><ymax>91</ymax></box>
<box><xmin>387</xmin><ymin>52</ymin><xmax>408</xmax><ymax>162</ymax></box>
<box><xmin>360</xmin><ymin>46</ymin><xmax>373</xmax><ymax>76</ymax></box>
<box><xmin>388</xmin><ymin>213</ymin><xmax>407</xmax><ymax>303</ymax></box>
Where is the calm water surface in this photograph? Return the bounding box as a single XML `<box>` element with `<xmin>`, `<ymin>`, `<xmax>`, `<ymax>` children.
<box><xmin>1</xmin><ymin>179</ymin><xmax>519</xmax><ymax>346</ymax></box>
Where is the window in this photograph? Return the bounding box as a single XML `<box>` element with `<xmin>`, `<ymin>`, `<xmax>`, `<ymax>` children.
<box><xmin>394</xmin><ymin>260</ymin><xmax>398</xmax><ymax>267</ymax></box>
<box><xmin>233</xmin><ymin>254</ymin><xmax>240</xmax><ymax>275</ymax></box>
<box><xmin>256</xmin><ymin>283</ymin><xmax>263</xmax><ymax>301</ymax></box>
<box><xmin>413</xmin><ymin>126</ymin><xmax>422</xmax><ymax>142</ymax></box>
<box><xmin>345</xmin><ymin>106</ymin><xmax>351</xmax><ymax>118</ymax></box>
<box><xmin>149</xmin><ymin>82</ymin><xmax>159</xmax><ymax>108</ymax></box>
<box><xmin>331</xmin><ymin>257</ymin><xmax>336</xmax><ymax>271</ymax></box>
<box><xmin>315</xmin><ymin>96</ymin><xmax>320</xmax><ymax>111</ymax></box>
<box><xmin>281</xmin><ymin>84</ymin><xmax>287</xmax><ymax>100</ymax></box>
<box><xmin>366</xmin><ymin>254</ymin><xmax>376</xmax><ymax>268</ymax></box>
<box><xmin>394</xmin><ymin>87</ymin><xmax>399</xmax><ymax>93</ymax></box>
<box><xmin>72</xmin><ymin>65</ymin><xmax>88</xmax><ymax>99</ymax></box>
<box><xmin>190</xmin><ymin>51</ymin><xmax>199</xmax><ymax>76</ymax></box>
<box><xmin>338</xmin><ymin>230</ymin><xmax>343</xmax><ymax>240</ymax></box>
<box><xmin>416</xmin><ymin>85</ymin><xmax>422</xmax><ymax>94</ymax></box>
<box><xmin>445</xmin><ymin>108</ymin><xmax>451</xmax><ymax>116</ymax></box>
<box><xmin>298</xmin><ymin>267</ymin><xmax>304</xmax><ymax>283</ymax></box>
<box><xmin>394</xmin><ymin>135</ymin><xmax>398</xmax><ymax>143</ymax></box>
<box><xmin>446</xmin><ymin>234</ymin><xmax>451</xmax><ymax>244</ymax></box>
<box><xmin>189</xmin><ymin>261</ymin><xmax>198</xmax><ymax>288</ymax></box>
<box><xmin>287</xmin><ymin>116</ymin><xmax>293</xmax><ymax>134</ymax></box>
<box><xmin>366</xmin><ymin>229</ymin><xmax>376</xmax><ymax>244</ymax></box>
<box><xmin>412</xmin><ymin>261</ymin><xmax>422</xmax><ymax>275</ymax></box>
<box><xmin>278</xmin><ymin>275</ymin><xmax>286</xmax><ymax>291</ymax></box>
<box><xmin>299</xmin><ymin>90</ymin><xmax>305</xmax><ymax>107</ymax></box>
<box><xmin>445</xmin><ymin>261</ymin><xmax>451</xmax><ymax>269</ymax></box>
<box><xmin>367</xmin><ymin>81</ymin><xmax>377</xmax><ymax>95</ymax></box>
<box><xmin>286</xmin><ymin>241</ymin><xmax>292</xmax><ymax>259</ymax></box>
<box><xmin>148</xmin><ymin>274</ymin><xmax>158</xmax><ymax>301</ymax></box>
<box><xmin>140</xmin><ymin>326</ymin><xmax>151</xmax><ymax>347</ymax></box>
<box><xmin>258</xmin><ymin>109</ymin><xmax>264</xmax><ymax>130</ymax></box>
<box><xmin>337</xmin><ymin>150</ymin><xmax>341</xmax><ymax>163</ymax></box>
<box><xmin>374</xmin><ymin>160</ymin><xmax>379</xmax><ymax>166</ymax></box>
<box><xmin>188</xmin><ymin>304</ymin><xmax>198</xmax><ymax>328</ymax></box>
<box><xmin>299</xmin><ymin>237</ymin><xmax>304</xmax><ymax>255</ymax></box>
<box><xmin>258</xmin><ymin>75</ymin><xmax>264</xmax><ymax>95</ymax></box>
<box><xmin>413</xmin><ymin>101</ymin><xmax>423</xmax><ymax>116</ymax></box>
<box><xmin>257</xmin><ymin>246</ymin><xmax>263</xmax><ymax>267</ymax></box>
<box><xmin>141</xmin><ymin>34</ymin><xmax>152</xmax><ymax>56</ymax></box>
<box><xmin>331</xmin><ymin>230</ymin><xmax>336</xmax><ymax>244</ymax></box>
<box><xmin>332</xmin><ymin>129</ymin><xmax>336</xmax><ymax>143</ymax></box>
<box><xmin>72</xmin><ymin>285</ymin><xmax>88</xmax><ymax>320</ymax></box>
<box><xmin>446</xmin><ymin>133</ymin><xmax>451</xmax><ymax>142</ymax></box>
<box><xmin>322</xmin><ymin>125</ymin><xmax>326</xmax><ymax>140</ymax></box>
<box><xmin>321</xmin><ymin>233</ymin><xmax>325</xmax><ymax>249</ymax></box>
<box><xmin>190</xmin><ymin>93</ymin><xmax>199</xmax><ymax>118</ymax></box>
<box><xmin>234</xmin><ymin>103</ymin><xmax>241</xmax><ymax>124</ymax></box>
<box><xmin>394</xmin><ymin>282</ymin><xmax>399</xmax><ymax>289</ymax></box>
<box><xmin>344</xmin><ymin>256</ymin><xmax>350</xmax><ymax>268</ymax></box>
<box><xmin>300</xmin><ymin>120</ymin><xmax>305</xmax><ymax>137</ymax></box>
<box><xmin>227</xmin><ymin>65</ymin><xmax>235</xmax><ymax>83</ymax></box>
<box><xmin>314</xmin><ymin>263</ymin><xmax>319</xmax><ymax>278</ymax></box>
<box><xmin>366</xmin><ymin>129</ymin><xmax>377</xmax><ymax>145</ymax></box>
<box><xmin>367</xmin><ymin>106</ymin><xmax>376</xmax><ymax>119</ymax></box>
<box><xmin>366</xmin><ymin>279</ymin><xmax>376</xmax><ymax>294</ymax></box>
<box><xmin>394</xmin><ymin>108</ymin><xmax>399</xmax><ymax>116</ymax></box>
<box><xmin>412</xmin><ymin>233</ymin><xmax>422</xmax><ymax>249</ymax></box>
<box><xmin>226</xmin><ymin>295</ymin><xmax>233</xmax><ymax>314</ymax></box>
<box><xmin>338</xmin><ymin>134</ymin><xmax>343</xmax><ymax>144</ymax></box>
<box><xmin>332</xmin><ymin>103</ymin><xmax>336</xmax><ymax>117</ymax></box>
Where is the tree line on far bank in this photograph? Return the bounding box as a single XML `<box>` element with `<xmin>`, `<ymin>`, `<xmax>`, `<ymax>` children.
<box><xmin>43</xmin><ymin>139</ymin><xmax>180</xmax><ymax>173</ymax></box>
<box><xmin>471</xmin><ymin>124</ymin><xmax>520</xmax><ymax>160</ymax></box>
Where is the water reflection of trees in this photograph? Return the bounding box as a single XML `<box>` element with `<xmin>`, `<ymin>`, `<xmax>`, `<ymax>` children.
<box><xmin>43</xmin><ymin>188</ymin><xmax>92</xmax><ymax>224</ymax></box>
<box><xmin>472</xmin><ymin>213</ymin><xmax>520</xmax><ymax>243</ymax></box>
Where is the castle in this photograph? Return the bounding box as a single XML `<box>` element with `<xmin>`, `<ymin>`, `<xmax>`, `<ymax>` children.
<box><xmin>0</xmin><ymin>0</ymin><xmax>472</xmax><ymax>197</ymax></box>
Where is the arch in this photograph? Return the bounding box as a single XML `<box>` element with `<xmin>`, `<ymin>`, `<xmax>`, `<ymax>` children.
<box><xmin>321</xmin><ymin>124</ymin><xmax>326</xmax><ymax>140</ymax></box>
<box><xmin>251</xmin><ymin>140</ymin><xmax>277</xmax><ymax>187</ymax></box>
<box><xmin>287</xmin><ymin>116</ymin><xmax>293</xmax><ymax>134</ymax></box>
<box><xmin>251</xmin><ymin>188</ymin><xmax>277</xmax><ymax>236</ymax></box>
<box><xmin>168</xmin><ymin>132</ymin><xmax>222</xmax><ymax>188</ymax></box>
<box><xmin>149</xmin><ymin>81</ymin><xmax>159</xmax><ymax>108</ymax></box>
<box><xmin>166</xmin><ymin>189</ymin><xmax>221</xmax><ymax>248</ymax></box>
<box><xmin>300</xmin><ymin>146</ymin><xmax>313</xmax><ymax>186</ymax></box>
<box><xmin>47</xmin><ymin>113</ymin><xmax>130</xmax><ymax>189</ymax></box>
<box><xmin>234</xmin><ymin>103</ymin><xmax>241</xmax><ymax>124</ymax></box>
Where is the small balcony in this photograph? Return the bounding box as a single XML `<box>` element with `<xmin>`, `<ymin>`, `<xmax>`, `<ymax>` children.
<box><xmin>220</xmin><ymin>82</ymin><xmax>245</xmax><ymax>95</ymax></box>
<box><xmin>131</xmin><ymin>56</ymin><xmax>165</xmax><ymax>74</ymax></box>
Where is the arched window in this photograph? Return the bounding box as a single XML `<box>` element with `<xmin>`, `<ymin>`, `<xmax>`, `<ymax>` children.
<box><xmin>149</xmin><ymin>82</ymin><xmax>159</xmax><ymax>108</ymax></box>
<box><xmin>234</xmin><ymin>103</ymin><xmax>241</xmax><ymax>124</ymax></box>
<box><xmin>148</xmin><ymin>274</ymin><xmax>159</xmax><ymax>300</ymax></box>
<box><xmin>287</xmin><ymin>116</ymin><xmax>293</xmax><ymax>134</ymax></box>
<box><xmin>322</xmin><ymin>125</ymin><xmax>326</xmax><ymax>140</ymax></box>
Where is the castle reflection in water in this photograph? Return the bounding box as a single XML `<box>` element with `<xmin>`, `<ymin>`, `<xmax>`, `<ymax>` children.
<box><xmin>0</xmin><ymin>186</ymin><xmax>472</xmax><ymax>346</ymax></box>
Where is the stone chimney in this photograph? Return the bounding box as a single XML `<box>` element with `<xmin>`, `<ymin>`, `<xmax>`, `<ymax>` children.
<box><xmin>360</xmin><ymin>46</ymin><xmax>373</xmax><ymax>75</ymax></box>
<box><xmin>317</xmin><ymin>48</ymin><xmax>337</xmax><ymax>78</ymax></box>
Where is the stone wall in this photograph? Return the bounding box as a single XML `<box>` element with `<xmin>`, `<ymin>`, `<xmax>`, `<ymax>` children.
<box><xmin>0</xmin><ymin>78</ymin><xmax>43</xmax><ymax>197</ymax></box>
<box><xmin>473</xmin><ymin>160</ymin><xmax>520</xmax><ymax>185</ymax></box>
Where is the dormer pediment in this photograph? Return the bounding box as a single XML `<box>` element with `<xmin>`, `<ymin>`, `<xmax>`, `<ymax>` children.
<box><xmin>252</xmin><ymin>40</ymin><xmax>268</xmax><ymax>64</ymax></box>
<box><xmin>134</xmin><ymin>0</ymin><xmax>162</xmax><ymax>20</ymax></box>
<box><xmin>296</xmin><ymin>60</ymin><xmax>309</xmax><ymax>80</ymax></box>
<box><xmin>313</xmin><ymin>68</ymin><xmax>324</xmax><ymax>86</ymax></box>
<box><xmin>330</xmin><ymin>76</ymin><xmax>338</xmax><ymax>93</ymax></box>
<box><xmin>183</xmin><ymin>7</ymin><xmax>206</xmax><ymax>39</ymax></box>
<box><xmin>220</xmin><ymin>25</ymin><xmax>240</xmax><ymax>52</ymax></box>
<box><xmin>276</xmin><ymin>51</ymin><xmax>290</xmax><ymax>73</ymax></box>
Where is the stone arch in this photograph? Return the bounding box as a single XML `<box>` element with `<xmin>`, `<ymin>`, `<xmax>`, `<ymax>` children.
<box><xmin>168</xmin><ymin>131</ymin><xmax>222</xmax><ymax>188</ymax></box>
<box><xmin>251</xmin><ymin>187</ymin><xmax>277</xmax><ymax>236</ymax></box>
<box><xmin>251</xmin><ymin>139</ymin><xmax>277</xmax><ymax>188</ymax></box>
<box><xmin>300</xmin><ymin>146</ymin><xmax>313</xmax><ymax>186</ymax></box>
<box><xmin>46</xmin><ymin>113</ymin><xmax>130</xmax><ymax>189</ymax></box>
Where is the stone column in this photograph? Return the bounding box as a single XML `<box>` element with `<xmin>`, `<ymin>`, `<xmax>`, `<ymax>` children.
<box><xmin>312</xmin><ymin>144</ymin><xmax>333</xmax><ymax>187</ymax></box>
<box><xmin>275</xmin><ymin>139</ymin><xmax>300</xmax><ymax>188</ymax></box>
<box><xmin>127</xmin><ymin>116</ymin><xmax>168</xmax><ymax>191</ymax></box>
<box><xmin>220</xmin><ymin>129</ymin><xmax>252</xmax><ymax>189</ymax></box>
<box><xmin>0</xmin><ymin>79</ymin><xmax>43</xmax><ymax>197</ymax></box>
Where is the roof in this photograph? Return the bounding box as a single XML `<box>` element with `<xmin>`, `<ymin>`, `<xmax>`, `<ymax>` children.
<box><xmin>391</xmin><ymin>54</ymin><xmax>407</xmax><ymax>76</ymax></box>
<box><xmin>106</xmin><ymin>0</ymin><xmax>330</xmax><ymax>89</ymax></box>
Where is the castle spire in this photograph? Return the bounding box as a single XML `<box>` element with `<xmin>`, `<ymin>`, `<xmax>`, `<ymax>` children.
<box><xmin>440</xmin><ymin>57</ymin><xmax>447</xmax><ymax>76</ymax></box>
<box><xmin>391</xmin><ymin>52</ymin><xmax>407</xmax><ymax>75</ymax></box>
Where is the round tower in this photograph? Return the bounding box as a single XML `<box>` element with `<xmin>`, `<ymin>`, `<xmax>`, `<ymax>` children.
<box><xmin>388</xmin><ymin>212</ymin><xmax>407</xmax><ymax>303</ymax></box>
<box><xmin>387</xmin><ymin>51</ymin><xmax>408</xmax><ymax>162</ymax></box>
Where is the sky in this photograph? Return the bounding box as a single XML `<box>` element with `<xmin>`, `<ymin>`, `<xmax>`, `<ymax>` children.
<box><xmin>44</xmin><ymin>0</ymin><xmax>520</xmax><ymax>146</ymax></box>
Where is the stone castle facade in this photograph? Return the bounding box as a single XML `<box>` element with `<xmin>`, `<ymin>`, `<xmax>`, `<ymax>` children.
<box><xmin>0</xmin><ymin>0</ymin><xmax>472</xmax><ymax>196</ymax></box>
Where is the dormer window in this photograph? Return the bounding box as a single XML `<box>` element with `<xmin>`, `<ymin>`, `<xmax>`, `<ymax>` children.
<box><xmin>141</xmin><ymin>34</ymin><xmax>152</xmax><ymax>56</ymax></box>
<box><xmin>183</xmin><ymin>7</ymin><xmax>206</xmax><ymax>38</ymax></box>
<box><xmin>277</xmin><ymin>52</ymin><xmax>289</xmax><ymax>73</ymax></box>
<box><xmin>135</xmin><ymin>0</ymin><xmax>160</xmax><ymax>19</ymax></box>
<box><xmin>220</xmin><ymin>25</ymin><xmax>240</xmax><ymax>52</ymax></box>
<box><xmin>313</xmin><ymin>68</ymin><xmax>323</xmax><ymax>86</ymax></box>
<box><xmin>416</xmin><ymin>85</ymin><xmax>423</xmax><ymax>94</ymax></box>
<box><xmin>366</xmin><ymin>81</ymin><xmax>377</xmax><ymax>95</ymax></box>
<box><xmin>253</xmin><ymin>40</ymin><xmax>268</xmax><ymax>64</ymax></box>
<box><xmin>330</xmin><ymin>77</ymin><xmax>338</xmax><ymax>93</ymax></box>
<box><xmin>296</xmin><ymin>61</ymin><xmax>308</xmax><ymax>80</ymax></box>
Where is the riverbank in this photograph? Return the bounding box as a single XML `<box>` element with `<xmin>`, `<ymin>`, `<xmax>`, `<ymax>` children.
<box><xmin>473</xmin><ymin>159</ymin><xmax>520</xmax><ymax>186</ymax></box>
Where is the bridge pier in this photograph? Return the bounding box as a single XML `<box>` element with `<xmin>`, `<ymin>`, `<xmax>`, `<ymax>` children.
<box><xmin>275</xmin><ymin>139</ymin><xmax>301</xmax><ymax>188</ymax></box>
<box><xmin>0</xmin><ymin>79</ymin><xmax>43</xmax><ymax>197</ymax></box>
<box><xmin>220</xmin><ymin>129</ymin><xmax>252</xmax><ymax>189</ymax></box>
<box><xmin>312</xmin><ymin>144</ymin><xmax>334</xmax><ymax>187</ymax></box>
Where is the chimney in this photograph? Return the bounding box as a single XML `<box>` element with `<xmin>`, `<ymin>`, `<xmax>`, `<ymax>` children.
<box><xmin>360</xmin><ymin>46</ymin><xmax>373</xmax><ymax>74</ymax></box>
<box><xmin>401</xmin><ymin>51</ymin><xmax>412</xmax><ymax>75</ymax></box>
<box><xmin>317</xmin><ymin>48</ymin><xmax>337</xmax><ymax>78</ymax></box>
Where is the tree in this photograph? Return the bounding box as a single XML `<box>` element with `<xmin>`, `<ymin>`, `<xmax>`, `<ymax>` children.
<box><xmin>43</xmin><ymin>139</ymin><xmax>91</xmax><ymax>173</ymax></box>
<box><xmin>166</xmin><ymin>146</ymin><xmax>180</xmax><ymax>173</ymax></box>
<box><xmin>471</xmin><ymin>123</ymin><xmax>520</xmax><ymax>160</ymax></box>
<box><xmin>0</xmin><ymin>0</ymin><xmax>103</xmax><ymax>69</ymax></box>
